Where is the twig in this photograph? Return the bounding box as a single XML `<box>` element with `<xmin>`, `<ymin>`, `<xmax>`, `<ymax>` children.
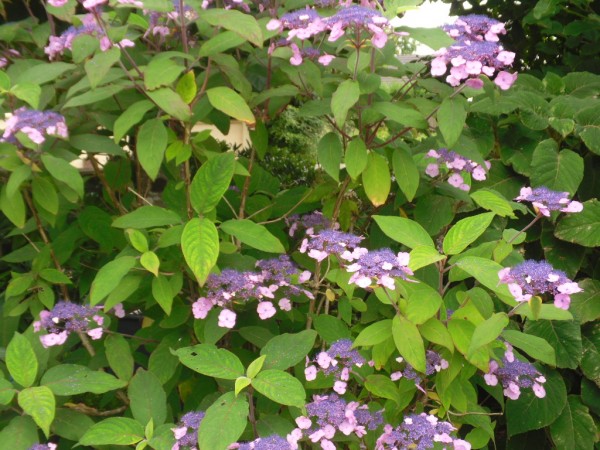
<box><xmin>127</xmin><ymin>186</ymin><xmax>153</xmax><ymax>206</ymax></box>
<box><xmin>507</xmin><ymin>213</ymin><xmax>542</xmax><ymax>244</ymax></box>
<box><xmin>90</xmin><ymin>155</ymin><xmax>127</xmax><ymax>214</ymax></box>
<box><xmin>64</xmin><ymin>403</ymin><xmax>128</xmax><ymax>417</ymax></box>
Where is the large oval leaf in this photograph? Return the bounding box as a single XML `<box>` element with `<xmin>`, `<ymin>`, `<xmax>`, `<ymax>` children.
<box><xmin>175</xmin><ymin>344</ymin><xmax>244</xmax><ymax>380</ymax></box>
<box><xmin>190</xmin><ymin>152</ymin><xmax>236</xmax><ymax>214</ymax></box>
<box><xmin>251</xmin><ymin>369</ymin><xmax>306</xmax><ymax>408</ymax></box>
<box><xmin>198</xmin><ymin>392</ymin><xmax>249</xmax><ymax>450</ymax></box>
<box><xmin>392</xmin><ymin>315</ymin><xmax>425</xmax><ymax>373</ymax></box>
<box><xmin>220</xmin><ymin>219</ymin><xmax>284</xmax><ymax>253</ymax></box>
<box><xmin>181</xmin><ymin>218</ymin><xmax>219</xmax><ymax>286</ymax></box>
<box><xmin>206</xmin><ymin>86</ymin><xmax>255</xmax><ymax>124</ymax></box>
<box><xmin>6</xmin><ymin>332</ymin><xmax>38</xmax><ymax>388</ymax></box>
<box><xmin>18</xmin><ymin>386</ymin><xmax>55</xmax><ymax>438</ymax></box>
<box><xmin>79</xmin><ymin>417</ymin><xmax>145</xmax><ymax>446</ymax></box>
<box><xmin>41</xmin><ymin>364</ymin><xmax>127</xmax><ymax>395</ymax></box>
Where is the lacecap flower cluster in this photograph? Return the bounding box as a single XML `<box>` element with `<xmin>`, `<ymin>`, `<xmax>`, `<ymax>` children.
<box><xmin>1</xmin><ymin>108</ymin><xmax>68</xmax><ymax>146</ymax></box>
<box><xmin>432</xmin><ymin>14</ymin><xmax>517</xmax><ymax>90</ymax></box>
<box><xmin>171</xmin><ymin>411</ymin><xmax>205</xmax><ymax>450</ymax></box>
<box><xmin>515</xmin><ymin>186</ymin><xmax>583</xmax><ymax>217</ymax></box>
<box><xmin>425</xmin><ymin>148</ymin><xmax>490</xmax><ymax>192</ymax></box>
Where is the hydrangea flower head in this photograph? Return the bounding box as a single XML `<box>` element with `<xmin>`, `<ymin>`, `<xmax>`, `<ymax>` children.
<box><xmin>346</xmin><ymin>248</ymin><xmax>413</xmax><ymax>289</ymax></box>
<box><xmin>231</xmin><ymin>434</ymin><xmax>294</xmax><ymax>450</ymax></box>
<box><xmin>391</xmin><ymin>351</ymin><xmax>449</xmax><ymax>391</ymax></box>
<box><xmin>498</xmin><ymin>260</ymin><xmax>582</xmax><ymax>309</ymax></box>
<box><xmin>375</xmin><ymin>413</ymin><xmax>468</xmax><ymax>450</ymax></box>
<box><xmin>172</xmin><ymin>411</ymin><xmax>205</xmax><ymax>450</ymax></box>
<box><xmin>33</xmin><ymin>301</ymin><xmax>104</xmax><ymax>348</ymax></box>
<box><xmin>425</xmin><ymin>148</ymin><xmax>490</xmax><ymax>191</ymax></box>
<box><xmin>300</xmin><ymin>229</ymin><xmax>365</xmax><ymax>262</ymax></box>
<box><xmin>1</xmin><ymin>108</ymin><xmax>68</xmax><ymax>146</ymax></box>
<box><xmin>324</xmin><ymin>5</ymin><xmax>390</xmax><ymax>48</ymax></box>
<box><xmin>515</xmin><ymin>186</ymin><xmax>583</xmax><ymax>217</ymax></box>
<box><xmin>287</xmin><ymin>211</ymin><xmax>336</xmax><ymax>237</ymax></box>
<box><xmin>304</xmin><ymin>339</ymin><xmax>365</xmax><ymax>394</ymax></box>
<box><xmin>28</xmin><ymin>444</ymin><xmax>57</xmax><ymax>450</ymax></box>
<box><xmin>432</xmin><ymin>14</ymin><xmax>516</xmax><ymax>89</ymax></box>
<box><xmin>483</xmin><ymin>344</ymin><xmax>546</xmax><ymax>400</ymax></box>
<box><xmin>267</xmin><ymin>8</ymin><xmax>326</xmax><ymax>40</ymax></box>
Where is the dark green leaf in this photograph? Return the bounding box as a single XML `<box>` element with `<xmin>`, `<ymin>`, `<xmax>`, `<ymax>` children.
<box><xmin>261</xmin><ymin>330</ymin><xmax>317</xmax><ymax>370</ymax></box>
<box><xmin>90</xmin><ymin>256</ymin><xmax>137</xmax><ymax>305</ymax></box>
<box><xmin>191</xmin><ymin>152</ymin><xmax>236</xmax><ymax>214</ymax></box>
<box><xmin>524</xmin><ymin>320</ymin><xmax>582</xmax><ymax>369</ymax></box>
<box><xmin>502</xmin><ymin>329</ymin><xmax>556</xmax><ymax>366</ymax></box>
<box><xmin>175</xmin><ymin>344</ymin><xmax>244</xmax><ymax>379</ymax></box>
<box><xmin>437</xmin><ymin>97</ymin><xmax>467</xmax><ymax>147</ymax></box>
<box><xmin>112</xmin><ymin>205</ymin><xmax>182</xmax><ymax>229</ymax></box>
<box><xmin>41</xmin><ymin>364</ymin><xmax>127</xmax><ymax>395</ymax></box>
<box><xmin>181</xmin><ymin>218</ymin><xmax>220</xmax><ymax>285</ymax></box>
<box><xmin>252</xmin><ymin>369</ymin><xmax>306</xmax><ymax>408</ymax></box>
<box><xmin>531</xmin><ymin>139</ymin><xmax>583</xmax><ymax>195</ymax></box>
<box><xmin>137</xmin><ymin>118</ymin><xmax>168</xmax><ymax>181</ymax></box>
<box><xmin>317</xmin><ymin>132</ymin><xmax>343</xmax><ymax>182</ymax></box>
<box><xmin>220</xmin><ymin>219</ymin><xmax>284</xmax><ymax>253</ymax></box>
<box><xmin>550</xmin><ymin>396</ymin><xmax>596</xmax><ymax>450</ymax></box>
<box><xmin>129</xmin><ymin>369</ymin><xmax>167</xmax><ymax>426</ymax></box>
<box><xmin>555</xmin><ymin>199</ymin><xmax>600</xmax><ymax>247</ymax></box>
<box><xmin>198</xmin><ymin>392</ymin><xmax>249</xmax><ymax>450</ymax></box>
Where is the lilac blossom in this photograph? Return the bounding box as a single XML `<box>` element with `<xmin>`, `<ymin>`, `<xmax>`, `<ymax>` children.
<box><xmin>304</xmin><ymin>339</ymin><xmax>365</xmax><ymax>394</ymax></box>
<box><xmin>171</xmin><ymin>411</ymin><xmax>205</xmax><ymax>450</ymax></box>
<box><xmin>375</xmin><ymin>413</ymin><xmax>470</xmax><ymax>450</ymax></box>
<box><xmin>33</xmin><ymin>301</ymin><xmax>104</xmax><ymax>348</ymax></box>
<box><xmin>431</xmin><ymin>15</ymin><xmax>517</xmax><ymax>90</ymax></box>
<box><xmin>324</xmin><ymin>5</ymin><xmax>391</xmax><ymax>49</ymax></box>
<box><xmin>515</xmin><ymin>186</ymin><xmax>583</xmax><ymax>217</ymax></box>
<box><xmin>300</xmin><ymin>229</ymin><xmax>365</xmax><ymax>262</ymax></box>
<box><xmin>287</xmin><ymin>211</ymin><xmax>337</xmax><ymax>237</ymax></box>
<box><xmin>346</xmin><ymin>248</ymin><xmax>413</xmax><ymax>289</ymax></box>
<box><xmin>289</xmin><ymin>394</ymin><xmax>383</xmax><ymax>449</ymax></box>
<box><xmin>498</xmin><ymin>260</ymin><xmax>582</xmax><ymax>309</ymax></box>
<box><xmin>28</xmin><ymin>445</ymin><xmax>57</xmax><ymax>450</ymax></box>
<box><xmin>191</xmin><ymin>256</ymin><xmax>313</xmax><ymax>328</ymax></box>
<box><xmin>484</xmin><ymin>344</ymin><xmax>546</xmax><ymax>400</ymax></box>
<box><xmin>1</xmin><ymin>108</ymin><xmax>68</xmax><ymax>146</ymax></box>
<box><xmin>230</xmin><ymin>435</ymin><xmax>294</xmax><ymax>450</ymax></box>
<box><xmin>425</xmin><ymin>148</ymin><xmax>490</xmax><ymax>191</ymax></box>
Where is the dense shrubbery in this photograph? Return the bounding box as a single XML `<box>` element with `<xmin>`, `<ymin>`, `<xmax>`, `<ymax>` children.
<box><xmin>0</xmin><ymin>1</ymin><xmax>598</xmax><ymax>449</ymax></box>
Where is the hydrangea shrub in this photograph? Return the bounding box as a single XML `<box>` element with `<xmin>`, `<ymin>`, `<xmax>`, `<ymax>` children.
<box><xmin>0</xmin><ymin>0</ymin><xmax>598</xmax><ymax>449</ymax></box>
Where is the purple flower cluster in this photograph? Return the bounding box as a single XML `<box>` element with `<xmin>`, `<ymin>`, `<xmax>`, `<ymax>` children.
<box><xmin>300</xmin><ymin>229</ymin><xmax>365</xmax><ymax>262</ymax></box>
<box><xmin>1</xmin><ymin>108</ymin><xmax>68</xmax><ymax>146</ymax></box>
<box><xmin>33</xmin><ymin>301</ymin><xmax>104</xmax><ymax>348</ymax></box>
<box><xmin>230</xmin><ymin>435</ymin><xmax>294</xmax><ymax>450</ymax></box>
<box><xmin>498</xmin><ymin>260</ymin><xmax>582</xmax><ymax>309</ymax></box>
<box><xmin>484</xmin><ymin>344</ymin><xmax>546</xmax><ymax>400</ymax></box>
<box><xmin>45</xmin><ymin>14</ymin><xmax>133</xmax><ymax>60</ymax></box>
<box><xmin>287</xmin><ymin>211</ymin><xmax>336</xmax><ymax>237</ymax></box>
<box><xmin>304</xmin><ymin>339</ymin><xmax>365</xmax><ymax>394</ymax></box>
<box><xmin>192</xmin><ymin>256</ymin><xmax>312</xmax><ymax>329</ymax></box>
<box><xmin>289</xmin><ymin>394</ymin><xmax>383</xmax><ymax>449</ymax></box>
<box><xmin>171</xmin><ymin>411</ymin><xmax>205</xmax><ymax>450</ymax></box>
<box><xmin>346</xmin><ymin>248</ymin><xmax>413</xmax><ymax>289</ymax></box>
<box><xmin>425</xmin><ymin>148</ymin><xmax>490</xmax><ymax>191</ymax></box>
<box><xmin>142</xmin><ymin>0</ymin><xmax>200</xmax><ymax>39</ymax></box>
<box><xmin>431</xmin><ymin>14</ymin><xmax>517</xmax><ymax>90</ymax></box>
<box><xmin>28</xmin><ymin>444</ymin><xmax>57</xmax><ymax>450</ymax></box>
<box><xmin>376</xmin><ymin>414</ymin><xmax>470</xmax><ymax>450</ymax></box>
<box><xmin>0</xmin><ymin>49</ymin><xmax>20</xmax><ymax>68</ymax></box>
<box><xmin>515</xmin><ymin>186</ymin><xmax>583</xmax><ymax>217</ymax></box>
<box><xmin>324</xmin><ymin>5</ymin><xmax>391</xmax><ymax>49</ymax></box>
<box><xmin>390</xmin><ymin>351</ymin><xmax>449</xmax><ymax>391</ymax></box>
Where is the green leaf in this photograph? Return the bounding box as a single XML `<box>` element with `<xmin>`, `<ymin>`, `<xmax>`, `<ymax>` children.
<box><xmin>137</xmin><ymin>118</ymin><xmax>168</xmax><ymax>181</ymax></box>
<box><xmin>129</xmin><ymin>369</ymin><xmax>167</xmax><ymax>426</ymax></box>
<box><xmin>331</xmin><ymin>80</ymin><xmax>360</xmax><ymax>127</ymax></box>
<box><xmin>317</xmin><ymin>132</ymin><xmax>343</xmax><ymax>182</ymax></box>
<box><xmin>6</xmin><ymin>332</ymin><xmax>38</xmax><ymax>388</ymax></box>
<box><xmin>41</xmin><ymin>364</ymin><xmax>127</xmax><ymax>395</ymax></box>
<box><xmin>524</xmin><ymin>320</ymin><xmax>582</xmax><ymax>369</ymax></box>
<box><xmin>437</xmin><ymin>97</ymin><xmax>467</xmax><ymax>147</ymax></box>
<box><xmin>90</xmin><ymin>256</ymin><xmax>137</xmax><ymax>305</ymax></box>
<box><xmin>467</xmin><ymin>313</ymin><xmax>509</xmax><ymax>358</ymax></box>
<box><xmin>246</xmin><ymin>355</ymin><xmax>267</xmax><ymax>379</ymax></box>
<box><xmin>18</xmin><ymin>386</ymin><xmax>55</xmax><ymax>438</ymax></box>
<box><xmin>181</xmin><ymin>218</ymin><xmax>219</xmax><ymax>286</ymax></box>
<box><xmin>531</xmin><ymin>139</ymin><xmax>584</xmax><ymax>195</ymax></box>
<box><xmin>454</xmin><ymin>256</ymin><xmax>513</xmax><ymax>304</ymax></box>
<box><xmin>363</xmin><ymin>152</ymin><xmax>391</xmax><ymax>207</ymax></box>
<box><xmin>70</xmin><ymin>133</ymin><xmax>126</xmax><ymax>156</ymax></box>
<box><xmin>199</xmin><ymin>31</ymin><xmax>246</xmax><ymax>57</ymax></box>
<box><xmin>570</xmin><ymin>279</ymin><xmax>600</xmax><ymax>324</ymax></box>
<box><xmin>555</xmin><ymin>199</ymin><xmax>600</xmax><ymax>248</ymax></box>
<box><xmin>419</xmin><ymin>318</ymin><xmax>454</xmax><ymax>353</ymax></box>
<box><xmin>198</xmin><ymin>392</ymin><xmax>249</xmax><ymax>450</ymax></box>
<box><xmin>105</xmin><ymin>334</ymin><xmax>134</xmax><ymax>381</ymax></box>
<box><xmin>41</xmin><ymin>154</ymin><xmax>84</xmax><ymax>198</ymax></box>
<box><xmin>373</xmin><ymin>215</ymin><xmax>434</xmax><ymax>249</ymax></box>
<box><xmin>140</xmin><ymin>251</ymin><xmax>160</xmax><ymax>276</ymax></box>
<box><xmin>581</xmin><ymin>324</ymin><xmax>600</xmax><ymax>385</ymax></box>
<box><xmin>393</xmin><ymin>147</ymin><xmax>420</xmax><ymax>201</ymax></box>
<box><xmin>260</xmin><ymin>330</ymin><xmax>317</xmax><ymax>370</ymax></box>
<box><xmin>395</xmin><ymin>26</ymin><xmax>455</xmax><ymax>50</ymax></box>
<box><xmin>85</xmin><ymin>47</ymin><xmax>120</xmax><ymax>89</ymax></box>
<box><xmin>371</xmin><ymin>102</ymin><xmax>427</xmax><ymax>129</ymax></box>
<box><xmin>353</xmin><ymin>320</ymin><xmax>393</xmax><ymax>347</ymax></box>
<box><xmin>175</xmin><ymin>344</ymin><xmax>245</xmax><ymax>379</ymax></box>
<box><xmin>147</xmin><ymin>87</ymin><xmax>192</xmax><ymax>121</ymax></box>
<box><xmin>0</xmin><ymin>185</ymin><xmax>26</xmax><ymax>228</ymax></box>
<box><xmin>71</xmin><ymin>34</ymin><xmax>99</xmax><ymax>63</ymax></box>
<box><xmin>52</xmin><ymin>409</ymin><xmax>95</xmax><ymax>442</ymax></box>
<box><xmin>550</xmin><ymin>396</ymin><xmax>597</xmax><ymax>450</ymax></box>
<box><xmin>200</xmin><ymin>9</ymin><xmax>263</xmax><ymax>47</ymax></box>
<box><xmin>365</xmin><ymin>374</ymin><xmax>401</xmax><ymax>405</ymax></box>
<box><xmin>151</xmin><ymin>275</ymin><xmax>177</xmax><ymax>315</ymax></box>
<box><xmin>206</xmin><ymin>86</ymin><xmax>255</xmax><ymax>124</ymax></box>
<box><xmin>392</xmin><ymin>315</ymin><xmax>426</xmax><ymax>373</ymax></box>
<box><xmin>191</xmin><ymin>152</ymin><xmax>236</xmax><ymax>214</ymax></box>
<box><xmin>443</xmin><ymin>212</ymin><xmax>495</xmax><ymax>255</ymax></box>
<box><xmin>39</xmin><ymin>268</ymin><xmax>71</xmax><ymax>285</ymax></box>
<box><xmin>112</xmin><ymin>205</ymin><xmax>182</xmax><ymax>229</ymax></box>
<box><xmin>16</xmin><ymin>62</ymin><xmax>75</xmax><ymax>85</ymax></box>
<box><xmin>252</xmin><ymin>369</ymin><xmax>306</xmax><ymax>408</ymax></box>
<box><xmin>79</xmin><ymin>417</ymin><xmax>145</xmax><ymax>446</ymax></box>
<box><xmin>345</xmin><ymin>138</ymin><xmax>368</xmax><ymax>180</ymax></box>
<box><xmin>502</xmin><ymin>329</ymin><xmax>556</xmax><ymax>366</ymax></box>
<box><xmin>471</xmin><ymin>189</ymin><xmax>514</xmax><ymax>217</ymax></box>
<box><xmin>0</xmin><ymin>416</ymin><xmax>38</xmax><ymax>450</ymax></box>
<box><xmin>144</xmin><ymin>57</ymin><xmax>184</xmax><ymax>90</ymax></box>
<box><xmin>126</xmin><ymin>229</ymin><xmax>149</xmax><ymax>253</ymax></box>
<box><xmin>0</xmin><ymin>378</ymin><xmax>16</xmax><ymax>405</ymax></box>
<box><xmin>221</xmin><ymin>219</ymin><xmax>284</xmax><ymax>253</ymax></box>
<box><xmin>113</xmin><ymin>100</ymin><xmax>155</xmax><ymax>143</ymax></box>
<box><xmin>313</xmin><ymin>315</ymin><xmax>351</xmax><ymax>344</ymax></box>
<box><xmin>11</xmin><ymin>83</ymin><xmax>41</xmax><ymax>108</ymax></box>
<box><xmin>235</xmin><ymin>376</ymin><xmax>252</xmax><ymax>395</ymax></box>
<box><xmin>6</xmin><ymin>165</ymin><xmax>30</xmax><ymax>199</ymax></box>
<box><xmin>64</xmin><ymin>84</ymin><xmax>125</xmax><ymax>108</ymax></box>
<box><xmin>506</xmin><ymin>369</ymin><xmax>567</xmax><ymax>437</ymax></box>
<box><xmin>176</xmin><ymin>70</ymin><xmax>197</xmax><ymax>103</ymax></box>
<box><xmin>408</xmin><ymin>246</ymin><xmax>445</xmax><ymax>272</ymax></box>
<box><xmin>400</xmin><ymin>280</ymin><xmax>443</xmax><ymax>325</ymax></box>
